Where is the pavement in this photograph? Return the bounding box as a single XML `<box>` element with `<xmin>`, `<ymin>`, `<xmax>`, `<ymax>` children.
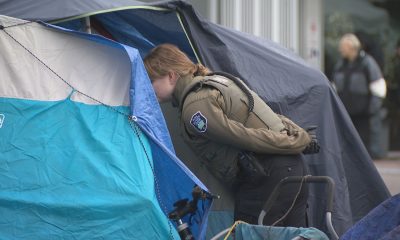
<box><xmin>374</xmin><ymin>151</ymin><xmax>400</xmax><ymax>195</ymax></box>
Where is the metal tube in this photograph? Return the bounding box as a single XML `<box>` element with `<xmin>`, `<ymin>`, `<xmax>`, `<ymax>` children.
<box><xmin>326</xmin><ymin>212</ymin><xmax>339</xmax><ymax>240</ymax></box>
<box><xmin>258</xmin><ymin>210</ymin><xmax>266</xmax><ymax>225</ymax></box>
<box><xmin>84</xmin><ymin>17</ymin><xmax>91</xmax><ymax>34</ymax></box>
<box><xmin>210</xmin><ymin>228</ymin><xmax>230</xmax><ymax>240</ymax></box>
<box><xmin>257</xmin><ymin>175</ymin><xmax>338</xmax><ymax>237</ymax></box>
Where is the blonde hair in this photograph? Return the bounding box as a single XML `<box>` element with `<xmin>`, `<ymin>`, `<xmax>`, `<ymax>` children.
<box><xmin>340</xmin><ymin>33</ymin><xmax>361</xmax><ymax>51</ymax></box>
<box><xmin>143</xmin><ymin>44</ymin><xmax>210</xmax><ymax>81</ymax></box>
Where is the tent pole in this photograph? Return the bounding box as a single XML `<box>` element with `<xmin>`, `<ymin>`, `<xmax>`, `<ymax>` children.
<box><xmin>176</xmin><ymin>10</ymin><xmax>203</xmax><ymax>65</ymax></box>
<box><xmin>84</xmin><ymin>17</ymin><xmax>92</xmax><ymax>34</ymax></box>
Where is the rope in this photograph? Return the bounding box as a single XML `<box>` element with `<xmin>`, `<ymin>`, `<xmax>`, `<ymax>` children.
<box><xmin>0</xmin><ymin>20</ymin><xmax>34</xmax><ymax>29</ymax></box>
<box><xmin>271</xmin><ymin>176</ymin><xmax>306</xmax><ymax>227</ymax></box>
<box><xmin>129</xmin><ymin>120</ymin><xmax>175</xmax><ymax>240</ymax></box>
<box><xmin>1</xmin><ymin>27</ymin><xmax>129</xmax><ymax>118</ymax></box>
<box><xmin>263</xmin><ymin>176</ymin><xmax>307</xmax><ymax>240</ymax></box>
<box><xmin>223</xmin><ymin>177</ymin><xmax>305</xmax><ymax>240</ymax></box>
<box><xmin>223</xmin><ymin>220</ymin><xmax>247</xmax><ymax>240</ymax></box>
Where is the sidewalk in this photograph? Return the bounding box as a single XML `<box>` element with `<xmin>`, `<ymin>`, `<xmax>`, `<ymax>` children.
<box><xmin>374</xmin><ymin>151</ymin><xmax>400</xmax><ymax>195</ymax></box>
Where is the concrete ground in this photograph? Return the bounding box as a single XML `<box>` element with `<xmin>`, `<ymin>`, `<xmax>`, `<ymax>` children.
<box><xmin>374</xmin><ymin>151</ymin><xmax>400</xmax><ymax>195</ymax></box>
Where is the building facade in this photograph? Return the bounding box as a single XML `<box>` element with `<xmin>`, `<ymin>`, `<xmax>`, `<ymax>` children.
<box><xmin>189</xmin><ymin>0</ymin><xmax>324</xmax><ymax>70</ymax></box>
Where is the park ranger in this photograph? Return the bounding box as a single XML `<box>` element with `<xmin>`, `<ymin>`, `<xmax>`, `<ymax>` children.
<box><xmin>144</xmin><ymin>44</ymin><xmax>319</xmax><ymax>227</ymax></box>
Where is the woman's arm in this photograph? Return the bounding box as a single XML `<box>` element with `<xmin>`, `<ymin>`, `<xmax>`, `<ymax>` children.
<box><xmin>182</xmin><ymin>90</ymin><xmax>311</xmax><ymax>154</ymax></box>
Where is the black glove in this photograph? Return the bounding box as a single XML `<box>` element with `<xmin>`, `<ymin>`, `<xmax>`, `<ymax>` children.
<box><xmin>303</xmin><ymin>126</ymin><xmax>320</xmax><ymax>154</ymax></box>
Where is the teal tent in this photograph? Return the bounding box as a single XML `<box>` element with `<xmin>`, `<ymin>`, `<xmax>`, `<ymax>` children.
<box><xmin>0</xmin><ymin>15</ymin><xmax>211</xmax><ymax>239</ymax></box>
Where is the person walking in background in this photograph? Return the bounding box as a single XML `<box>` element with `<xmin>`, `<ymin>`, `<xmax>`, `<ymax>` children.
<box><xmin>331</xmin><ymin>33</ymin><xmax>387</xmax><ymax>159</ymax></box>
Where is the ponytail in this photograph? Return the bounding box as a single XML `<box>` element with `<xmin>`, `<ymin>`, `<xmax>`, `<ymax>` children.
<box><xmin>144</xmin><ymin>44</ymin><xmax>211</xmax><ymax>81</ymax></box>
<box><xmin>193</xmin><ymin>63</ymin><xmax>211</xmax><ymax>76</ymax></box>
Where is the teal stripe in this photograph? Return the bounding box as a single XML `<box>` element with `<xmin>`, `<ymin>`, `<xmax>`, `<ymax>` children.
<box><xmin>0</xmin><ymin>97</ymin><xmax>178</xmax><ymax>239</ymax></box>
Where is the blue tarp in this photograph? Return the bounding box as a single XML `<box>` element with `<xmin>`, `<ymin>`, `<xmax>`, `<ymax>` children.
<box><xmin>340</xmin><ymin>194</ymin><xmax>400</xmax><ymax>240</ymax></box>
<box><xmin>57</xmin><ymin>9</ymin><xmax>197</xmax><ymax>60</ymax></box>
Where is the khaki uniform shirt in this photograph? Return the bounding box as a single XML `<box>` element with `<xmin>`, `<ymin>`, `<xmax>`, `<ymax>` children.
<box><xmin>172</xmin><ymin>74</ymin><xmax>311</xmax><ymax>183</ymax></box>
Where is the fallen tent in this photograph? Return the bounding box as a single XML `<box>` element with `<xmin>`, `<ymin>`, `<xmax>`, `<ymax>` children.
<box><xmin>340</xmin><ymin>193</ymin><xmax>400</xmax><ymax>240</ymax></box>
<box><xmin>0</xmin><ymin>15</ymin><xmax>211</xmax><ymax>239</ymax></box>
<box><xmin>0</xmin><ymin>0</ymin><xmax>392</xmax><ymax>238</ymax></box>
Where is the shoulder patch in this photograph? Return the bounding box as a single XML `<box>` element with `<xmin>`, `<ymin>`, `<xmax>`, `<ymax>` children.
<box><xmin>190</xmin><ymin>111</ymin><xmax>207</xmax><ymax>133</ymax></box>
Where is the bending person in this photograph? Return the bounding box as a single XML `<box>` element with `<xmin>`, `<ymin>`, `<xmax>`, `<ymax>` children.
<box><xmin>144</xmin><ymin>44</ymin><xmax>319</xmax><ymax>227</ymax></box>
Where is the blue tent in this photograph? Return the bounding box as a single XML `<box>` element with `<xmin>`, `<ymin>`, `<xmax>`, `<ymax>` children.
<box><xmin>0</xmin><ymin>15</ymin><xmax>211</xmax><ymax>239</ymax></box>
<box><xmin>0</xmin><ymin>0</ymin><xmax>392</xmax><ymax>238</ymax></box>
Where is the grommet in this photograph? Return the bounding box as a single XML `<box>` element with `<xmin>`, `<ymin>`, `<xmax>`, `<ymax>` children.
<box><xmin>129</xmin><ymin>115</ymin><xmax>138</xmax><ymax>121</ymax></box>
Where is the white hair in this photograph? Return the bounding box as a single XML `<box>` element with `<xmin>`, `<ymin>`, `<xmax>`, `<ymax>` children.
<box><xmin>340</xmin><ymin>33</ymin><xmax>361</xmax><ymax>51</ymax></box>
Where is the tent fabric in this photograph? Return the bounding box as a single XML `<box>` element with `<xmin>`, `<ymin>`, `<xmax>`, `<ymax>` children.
<box><xmin>0</xmin><ymin>97</ymin><xmax>176</xmax><ymax>239</ymax></box>
<box><xmin>0</xmin><ymin>0</ymin><xmax>153</xmax><ymax>22</ymax></box>
<box><xmin>0</xmin><ymin>15</ymin><xmax>211</xmax><ymax>239</ymax></box>
<box><xmin>340</xmin><ymin>194</ymin><xmax>400</xmax><ymax>240</ymax></box>
<box><xmin>96</xmin><ymin>9</ymin><xmax>197</xmax><ymax>61</ymax></box>
<box><xmin>235</xmin><ymin>224</ymin><xmax>329</xmax><ymax>240</ymax></box>
<box><xmin>56</xmin><ymin>9</ymin><xmax>198</xmax><ymax>62</ymax></box>
<box><xmin>0</xmin><ymin>0</ymin><xmax>392</xmax><ymax>238</ymax></box>
<box><xmin>0</xmin><ymin>17</ymin><xmax>131</xmax><ymax>106</ymax></box>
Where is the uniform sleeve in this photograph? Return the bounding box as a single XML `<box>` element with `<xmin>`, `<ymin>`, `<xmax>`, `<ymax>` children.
<box><xmin>182</xmin><ymin>90</ymin><xmax>311</xmax><ymax>154</ymax></box>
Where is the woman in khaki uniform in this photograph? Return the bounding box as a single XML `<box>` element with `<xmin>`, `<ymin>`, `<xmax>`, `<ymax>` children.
<box><xmin>144</xmin><ymin>44</ymin><xmax>318</xmax><ymax>227</ymax></box>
